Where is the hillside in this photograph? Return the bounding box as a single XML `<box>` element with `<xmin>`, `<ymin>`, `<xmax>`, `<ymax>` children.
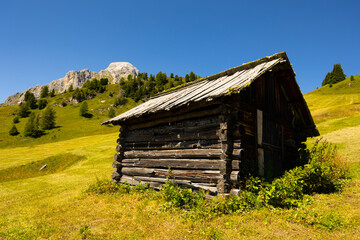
<box><xmin>305</xmin><ymin>74</ymin><xmax>360</xmax><ymax>134</ymax></box>
<box><xmin>0</xmin><ymin>75</ymin><xmax>359</xmax><ymax>239</ymax></box>
<box><xmin>0</xmin><ymin>84</ymin><xmax>138</xmax><ymax>148</ymax></box>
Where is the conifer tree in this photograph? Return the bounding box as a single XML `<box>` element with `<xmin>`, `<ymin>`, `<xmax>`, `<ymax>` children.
<box><xmin>322</xmin><ymin>64</ymin><xmax>346</xmax><ymax>86</ymax></box>
<box><xmin>79</xmin><ymin>101</ymin><xmax>89</xmax><ymax>117</ymax></box>
<box><xmin>38</xmin><ymin>99</ymin><xmax>48</xmax><ymax>110</ymax></box>
<box><xmin>50</xmin><ymin>89</ymin><xmax>56</xmax><ymax>97</ymax></box>
<box><xmin>24</xmin><ymin>112</ymin><xmax>42</xmax><ymax>137</ymax></box>
<box><xmin>24</xmin><ymin>92</ymin><xmax>37</xmax><ymax>109</ymax></box>
<box><xmin>189</xmin><ymin>71</ymin><xmax>196</xmax><ymax>82</ymax></box>
<box><xmin>185</xmin><ymin>74</ymin><xmax>190</xmax><ymax>83</ymax></box>
<box><xmin>9</xmin><ymin>125</ymin><xmax>19</xmax><ymax>136</ymax></box>
<box><xmin>40</xmin><ymin>86</ymin><xmax>49</xmax><ymax>98</ymax></box>
<box><xmin>40</xmin><ymin>106</ymin><xmax>56</xmax><ymax>130</ymax></box>
<box><xmin>68</xmin><ymin>84</ymin><xmax>74</xmax><ymax>92</ymax></box>
<box><xmin>18</xmin><ymin>103</ymin><xmax>30</xmax><ymax>118</ymax></box>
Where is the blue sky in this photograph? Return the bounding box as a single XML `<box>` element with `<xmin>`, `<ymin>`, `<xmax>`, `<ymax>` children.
<box><xmin>0</xmin><ymin>0</ymin><xmax>359</xmax><ymax>103</ymax></box>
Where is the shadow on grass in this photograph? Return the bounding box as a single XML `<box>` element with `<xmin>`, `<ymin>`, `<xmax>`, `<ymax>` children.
<box><xmin>81</xmin><ymin>113</ymin><xmax>93</xmax><ymax>118</ymax></box>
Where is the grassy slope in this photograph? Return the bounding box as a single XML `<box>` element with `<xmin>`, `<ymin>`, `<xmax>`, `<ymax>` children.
<box><xmin>0</xmin><ymin>84</ymin><xmax>139</xmax><ymax>148</ymax></box>
<box><xmin>0</xmin><ymin>77</ymin><xmax>359</xmax><ymax>239</ymax></box>
<box><xmin>305</xmin><ymin>75</ymin><xmax>360</xmax><ymax>134</ymax></box>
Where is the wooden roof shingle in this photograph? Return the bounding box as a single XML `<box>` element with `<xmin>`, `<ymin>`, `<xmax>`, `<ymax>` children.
<box><xmin>103</xmin><ymin>52</ymin><xmax>290</xmax><ymax>125</ymax></box>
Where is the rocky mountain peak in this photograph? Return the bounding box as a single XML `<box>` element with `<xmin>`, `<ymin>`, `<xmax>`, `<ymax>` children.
<box><xmin>98</xmin><ymin>62</ymin><xmax>139</xmax><ymax>84</ymax></box>
<box><xmin>3</xmin><ymin>62</ymin><xmax>140</xmax><ymax>106</ymax></box>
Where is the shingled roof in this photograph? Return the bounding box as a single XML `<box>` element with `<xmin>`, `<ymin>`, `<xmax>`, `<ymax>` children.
<box><xmin>102</xmin><ymin>52</ymin><xmax>315</xmax><ymax>134</ymax></box>
<box><xmin>102</xmin><ymin>52</ymin><xmax>319</xmax><ymax>139</ymax></box>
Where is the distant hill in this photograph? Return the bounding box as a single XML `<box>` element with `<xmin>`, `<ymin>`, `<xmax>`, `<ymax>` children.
<box><xmin>304</xmin><ymin>74</ymin><xmax>360</xmax><ymax>134</ymax></box>
<box><xmin>3</xmin><ymin>62</ymin><xmax>139</xmax><ymax>106</ymax></box>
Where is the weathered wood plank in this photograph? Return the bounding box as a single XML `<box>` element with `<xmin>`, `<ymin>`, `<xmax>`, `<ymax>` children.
<box><xmin>122</xmin><ymin>158</ymin><xmax>220</xmax><ymax>170</ymax></box>
<box><xmin>126</xmin><ymin>105</ymin><xmax>222</xmax><ymax>130</ymax></box>
<box><xmin>121</xmin><ymin>167</ymin><xmax>221</xmax><ymax>181</ymax></box>
<box><xmin>123</xmin><ymin>139</ymin><xmax>221</xmax><ymax>150</ymax></box>
<box><xmin>121</xmin><ymin>175</ymin><xmax>218</xmax><ymax>193</ymax></box>
<box><xmin>124</xmin><ymin>128</ymin><xmax>219</xmax><ymax>143</ymax></box>
<box><xmin>232</xmin><ymin>160</ymin><xmax>240</xmax><ymax>170</ymax></box>
<box><xmin>124</xmin><ymin>149</ymin><xmax>222</xmax><ymax>159</ymax></box>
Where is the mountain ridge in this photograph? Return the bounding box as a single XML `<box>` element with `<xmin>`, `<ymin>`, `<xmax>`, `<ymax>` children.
<box><xmin>3</xmin><ymin>62</ymin><xmax>139</xmax><ymax>106</ymax></box>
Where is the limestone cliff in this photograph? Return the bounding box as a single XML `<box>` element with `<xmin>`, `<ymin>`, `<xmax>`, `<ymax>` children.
<box><xmin>3</xmin><ymin>62</ymin><xmax>139</xmax><ymax>105</ymax></box>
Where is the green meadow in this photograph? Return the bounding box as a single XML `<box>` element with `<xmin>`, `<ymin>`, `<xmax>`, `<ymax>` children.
<box><xmin>0</xmin><ymin>76</ymin><xmax>359</xmax><ymax>239</ymax></box>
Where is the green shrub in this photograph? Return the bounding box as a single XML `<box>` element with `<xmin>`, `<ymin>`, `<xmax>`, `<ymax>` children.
<box><xmin>259</xmin><ymin>168</ymin><xmax>304</xmax><ymax>208</ymax></box>
<box><xmin>160</xmin><ymin>179</ymin><xmax>207</xmax><ymax>211</ymax></box>
<box><xmin>13</xmin><ymin>116</ymin><xmax>20</xmax><ymax>124</ymax></box>
<box><xmin>86</xmin><ymin>179</ymin><xmax>152</xmax><ymax>196</ymax></box>
<box><xmin>114</xmin><ymin>97</ymin><xmax>127</xmax><ymax>107</ymax></box>
<box><xmin>86</xmin><ymin>179</ymin><xmax>130</xmax><ymax>195</ymax></box>
<box><xmin>301</xmin><ymin>139</ymin><xmax>349</xmax><ymax>194</ymax></box>
<box><xmin>38</xmin><ymin>99</ymin><xmax>48</xmax><ymax>110</ymax></box>
<box><xmin>108</xmin><ymin>107</ymin><xmax>116</xmax><ymax>118</ymax></box>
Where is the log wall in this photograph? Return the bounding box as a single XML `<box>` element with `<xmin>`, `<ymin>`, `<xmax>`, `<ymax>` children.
<box><xmin>112</xmin><ymin>106</ymin><xmax>225</xmax><ymax>194</ymax></box>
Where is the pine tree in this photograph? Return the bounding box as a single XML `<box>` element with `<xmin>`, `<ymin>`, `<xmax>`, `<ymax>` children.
<box><xmin>189</xmin><ymin>71</ymin><xmax>196</xmax><ymax>82</ymax></box>
<box><xmin>25</xmin><ymin>92</ymin><xmax>37</xmax><ymax>109</ymax></box>
<box><xmin>38</xmin><ymin>99</ymin><xmax>48</xmax><ymax>110</ymax></box>
<box><xmin>108</xmin><ymin>107</ymin><xmax>116</xmax><ymax>118</ymax></box>
<box><xmin>18</xmin><ymin>103</ymin><xmax>30</xmax><ymax>118</ymax></box>
<box><xmin>24</xmin><ymin>112</ymin><xmax>42</xmax><ymax>138</ymax></box>
<box><xmin>50</xmin><ymin>89</ymin><xmax>56</xmax><ymax>97</ymax></box>
<box><xmin>350</xmin><ymin>75</ymin><xmax>355</xmax><ymax>81</ymax></box>
<box><xmin>68</xmin><ymin>84</ymin><xmax>74</xmax><ymax>92</ymax></box>
<box><xmin>40</xmin><ymin>86</ymin><xmax>49</xmax><ymax>98</ymax></box>
<box><xmin>322</xmin><ymin>64</ymin><xmax>346</xmax><ymax>86</ymax></box>
<box><xmin>40</xmin><ymin>106</ymin><xmax>56</xmax><ymax>130</ymax></box>
<box><xmin>9</xmin><ymin>125</ymin><xmax>19</xmax><ymax>136</ymax></box>
<box><xmin>331</xmin><ymin>64</ymin><xmax>346</xmax><ymax>83</ymax></box>
<box><xmin>185</xmin><ymin>74</ymin><xmax>190</xmax><ymax>83</ymax></box>
<box><xmin>79</xmin><ymin>101</ymin><xmax>89</xmax><ymax>117</ymax></box>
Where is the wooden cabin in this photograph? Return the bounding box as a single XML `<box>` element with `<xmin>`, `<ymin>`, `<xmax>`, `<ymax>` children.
<box><xmin>102</xmin><ymin>52</ymin><xmax>319</xmax><ymax>195</ymax></box>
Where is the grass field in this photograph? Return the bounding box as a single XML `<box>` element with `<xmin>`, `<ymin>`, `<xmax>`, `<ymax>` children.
<box><xmin>0</xmin><ymin>76</ymin><xmax>359</xmax><ymax>239</ymax></box>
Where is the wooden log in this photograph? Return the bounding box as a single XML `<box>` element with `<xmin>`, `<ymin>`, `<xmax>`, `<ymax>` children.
<box><xmin>126</xmin><ymin>105</ymin><xmax>222</xmax><ymax>130</ymax></box>
<box><xmin>122</xmin><ymin>158</ymin><xmax>220</xmax><ymax>170</ymax></box>
<box><xmin>232</xmin><ymin>149</ymin><xmax>244</xmax><ymax>159</ymax></box>
<box><xmin>120</xmin><ymin>175</ymin><xmax>163</xmax><ymax>189</ymax></box>
<box><xmin>121</xmin><ymin>175</ymin><xmax>218</xmax><ymax>193</ymax></box>
<box><xmin>124</xmin><ymin>149</ymin><xmax>222</xmax><ymax>159</ymax></box>
<box><xmin>112</xmin><ymin>161</ymin><xmax>122</xmax><ymax>168</ymax></box>
<box><xmin>230</xmin><ymin>170</ymin><xmax>240</xmax><ymax>182</ymax></box>
<box><xmin>111</xmin><ymin>168</ymin><xmax>122</xmax><ymax>182</ymax></box>
<box><xmin>232</xmin><ymin>160</ymin><xmax>240</xmax><ymax>170</ymax></box>
<box><xmin>121</xmin><ymin>167</ymin><xmax>221</xmax><ymax>181</ymax></box>
<box><xmin>125</xmin><ymin>114</ymin><xmax>220</xmax><ymax>139</ymax></box>
<box><xmin>124</xmin><ymin>128</ymin><xmax>219</xmax><ymax>143</ymax></box>
<box><xmin>123</xmin><ymin>139</ymin><xmax>221</xmax><ymax>150</ymax></box>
